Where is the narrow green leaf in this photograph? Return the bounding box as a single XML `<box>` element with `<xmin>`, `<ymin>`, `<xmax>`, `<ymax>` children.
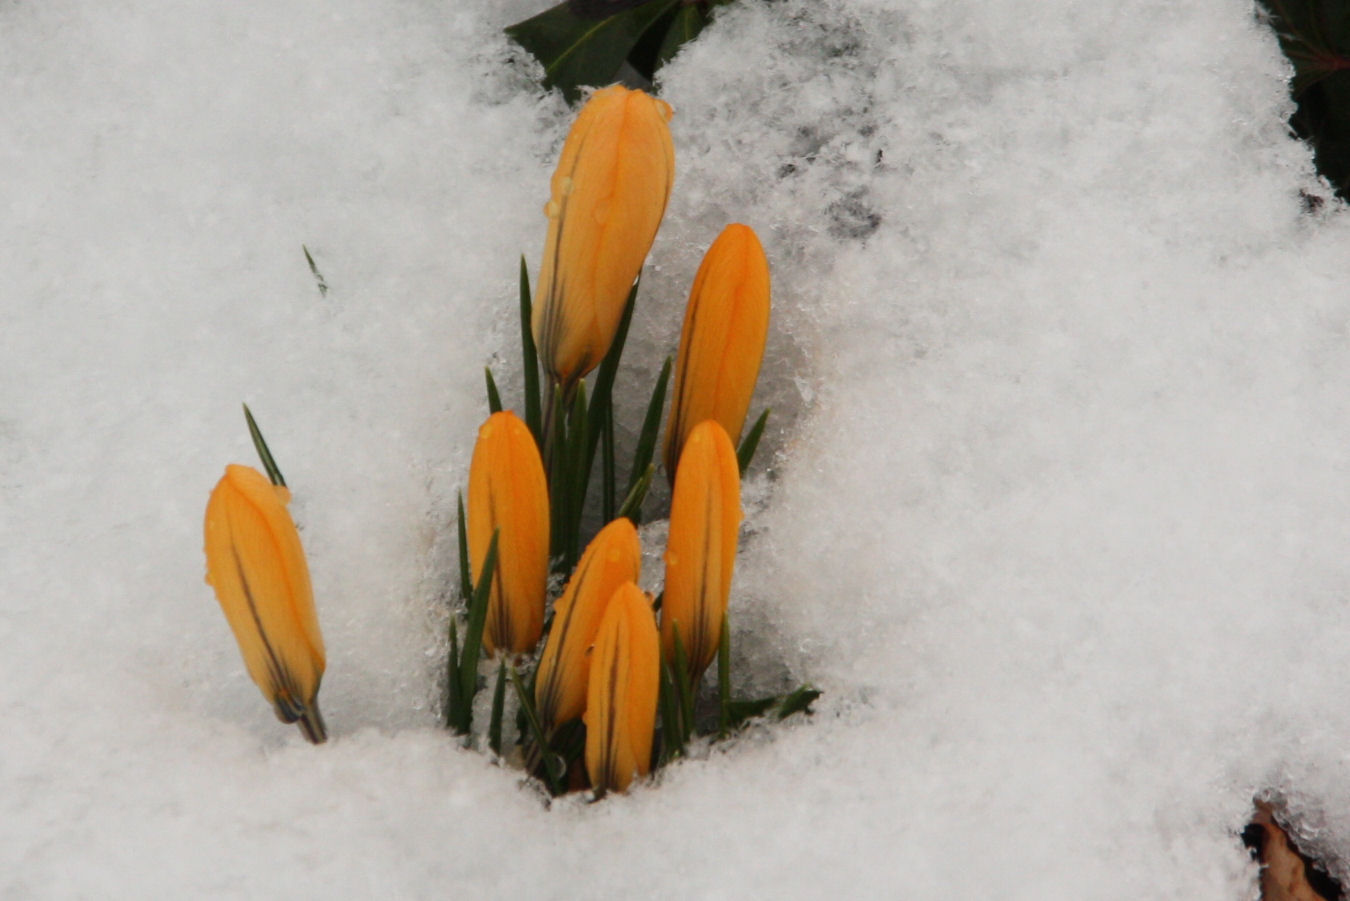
<box><xmin>509</xmin><ymin>664</ymin><xmax>564</xmax><ymax>795</ymax></box>
<box><xmin>520</xmin><ymin>256</ymin><xmax>542</xmax><ymax>445</ymax></box>
<box><xmin>489</xmin><ymin>659</ymin><xmax>508</xmax><ymax>756</ymax></box>
<box><xmin>737</xmin><ymin>408</ymin><xmax>770</xmax><ymax>475</ymax></box>
<box><xmin>302</xmin><ymin>244</ymin><xmax>329</xmax><ymax>298</ymax></box>
<box><xmin>724</xmin><ymin>694</ymin><xmax>778</xmax><ymax>727</ymax></box>
<box><xmin>566</xmin><ymin>381</ymin><xmax>590</xmax><ymax>569</ymax></box>
<box><xmin>672</xmin><ymin>626</ymin><xmax>695</xmax><ymax>742</ymax></box>
<box><xmin>586</xmin><ymin>280</ymin><xmax>638</xmax><ymax>471</ymax></box>
<box><xmin>485</xmin><ymin>366</ymin><xmax>503</xmax><ymax>415</ymax></box>
<box><xmin>602</xmin><ymin>408</ymin><xmax>617</xmax><ymax>521</ymax></box>
<box><xmin>446</xmin><ymin>618</ymin><xmax>460</xmax><ymax>730</ymax></box>
<box><xmin>457</xmin><ymin>530</ymin><xmax>500</xmax><ymax>731</ymax></box>
<box><xmin>456</xmin><ymin>492</ymin><xmax>472</xmax><ymax>603</ymax></box>
<box><xmin>626</xmin><ymin>356</ymin><xmax>671</xmax><ymax>498</ymax></box>
<box><xmin>242</xmin><ymin>403</ymin><xmax>287</xmax><ymax>488</ymax></box>
<box><xmin>658</xmin><ymin>659</ymin><xmax>683</xmax><ymax>765</ymax></box>
<box><xmin>546</xmin><ymin>383</ymin><xmax>567</xmax><ymax>560</ymax></box>
<box><xmin>616</xmin><ymin>462</ymin><xmax>653</xmax><ymax>524</ymax></box>
<box><xmin>776</xmin><ymin>685</ymin><xmax>822</xmax><ymax>721</ymax></box>
<box><xmin>717</xmin><ymin>615</ymin><xmax>731</xmax><ymax>738</ymax></box>
<box><xmin>504</xmin><ymin>0</ymin><xmax>680</xmax><ymax>102</ymax></box>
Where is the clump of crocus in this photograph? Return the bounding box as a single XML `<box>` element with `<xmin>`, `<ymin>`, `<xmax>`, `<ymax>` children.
<box><xmin>661</xmin><ymin>420</ymin><xmax>742</xmax><ymax>683</ymax></box>
<box><xmin>585</xmin><ymin>582</ymin><xmax>660</xmax><ymax>796</ymax></box>
<box><xmin>204</xmin><ymin>464</ymin><xmax>327</xmax><ymax>743</ymax></box>
<box><xmin>663</xmin><ymin>223</ymin><xmax>771</xmax><ymax>478</ymax></box>
<box><xmin>532</xmin><ymin>84</ymin><xmax>675</xmax><ymax>391</ymax></box>
<box><xmin>468</xmin><ymin>411</ymin><xmax>551</xmax><ymax>655</ymax></box>
<box><xmin>534</xmin><ymin>517</ymin><xmax>642</xmax><ymax>732</ymax></box>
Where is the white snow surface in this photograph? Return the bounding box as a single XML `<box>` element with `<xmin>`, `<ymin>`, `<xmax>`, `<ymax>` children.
<box><xmin>4</xmin><ymin>0</ymin><xmax>1350</xmax><ymax>897</ymax></box>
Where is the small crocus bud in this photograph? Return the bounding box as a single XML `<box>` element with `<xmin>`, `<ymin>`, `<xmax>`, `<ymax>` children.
<box><xmin>532</xmin><ymin>84</ymin><xmax>675</xmax><ymax>389</ymax></box>
<box><xmin>468</xmin><ymin>411</ymin><xmax>550</xmax><ymax>655</ymax></box>
<box><xmin>534</xmin><ymin>518</ymin><xmax>641</xmax><ymax>732</ymax></box>
<box><xmin>661</xmin><ymin>420</ymin><xmax>741</xmax><ymax>682</ymax></box>
<box><xmin>584</xmin><ymin>582</ymin><xmax>659</xmax><ymax>796</ymax></box>
<box><xmin>204</xmin><ymin>464</ymin><xmax>327</xmax><ymax>743</ymax></box>
<box><xmin>663</xmin><ymin>223</ymin><xmax>770</xmax><ymax>479</ymax></box>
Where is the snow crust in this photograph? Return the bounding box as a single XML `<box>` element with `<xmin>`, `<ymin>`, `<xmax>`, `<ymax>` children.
<box><xmin>5</xmin><ymin>0</ymin><xmax>1350</xmax><ymax>897</ymax></box>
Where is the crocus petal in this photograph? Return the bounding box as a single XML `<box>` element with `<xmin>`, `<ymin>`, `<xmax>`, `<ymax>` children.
<box><xmin>535</xmin><ymin>517</ymin><xmax>642</xmax><ymax>732</ymax></box>
<box><xmin>467</xmin><ymin>411</ymin><xmax>551</xmax><ymax>655</ymax></box>
<box><xmin>204</xmin><ymin>464</ymin><xmax>327</xmax><ymax>743</ymax></box>
<box><xmin>663</xmin><ymin>223</ymin><xmax>771</xmax><ymax>479</ymax></box>
<box><xmin>661</xmin><ymin>420</ymin><xmax>741</xmax><ymax>681</ymax></box>
<box><xmin>584</xmin><ymin>582</ymin><xmax>659</xmax><ymax>795</ymax></box>
<box><xmin>533</xmin><ymin>85</ymin><xmax>675</xmax><ymax>387</ymax></box>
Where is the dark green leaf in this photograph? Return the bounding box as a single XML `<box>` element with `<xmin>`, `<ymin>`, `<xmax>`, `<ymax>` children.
<box><xmin>489</xmin><ymin>659</ymin><xmax>508</xmax><ymax>756</ymax></box>
<box><xmin>520</xmin><ymin>256</ymin><xmax>543</xmax><ymax>445</ymax></box>
<box><xmin>505</xmin><ymin>0</ymin><xmax>680</xmax><ymax>102</ymax></box>
<box><xmin>302</xmin><ymin>244</ymin><xmax>328</xmax><ymax>298</ymax></box>
<box><xmin>626</xmin><ymin>356</ymin><xmax>671</xmax><ymax>501</ymax></box>
<box><xmin>485</xmin><ymin>367</ymin><xmax>503</xmax><ymax>415</ymax></box>
<box><xmin>456</xmin><ymin>492</ymin><xmax>472</xmax><ymax>602</ymax></box>
<box><xmin>445</xmin><ymin>618</ymin><xmax>460</xmax><ymax>729</ymax></box>
<box><xmin>616</xmin><ymin>462</ymin><xmax>653</xmax><ymax>523</ymax></box>
<box><xmin>717</xmin><ymin>615</ymin><xmax>731</xmax><ymax>737</ymax></box>
<box><xmin>242</xmin><ymin>403</ymin><xmax>287</xmax><ymax>488</ymax></box>
<box><xmin>586</xmin><ymin>281</ymin><xmax>638</xmax><ymax>481</ymax></box>
<box><xmin>510</xmin><ymin>664</ymin><xmax>565</xmax><ymax>795</ymax></box>
<box><xmin>776</xmin><ymin>685</ymin><xmax>821</xmax><ymax>720</ymax></box>
<box><xmin>737</xmin><ymin>408</ymin><xmax>770</xmax><ymax>475</ymax></box>
<box><xmin>724</xmin><ymin>695</ymin><xmax>778</xmax><ymax>727</ymax></box>
<box><xmin>456</xmin><ymin>530</ymin><xmax>500</xmax><ymax>733</ymax></box>
<box><xmin>602</xmin><ymin>409</ymin><xmax>617</xmax><ymax>521</ymax></box>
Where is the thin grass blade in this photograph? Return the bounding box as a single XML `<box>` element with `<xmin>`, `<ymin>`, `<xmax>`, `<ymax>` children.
<box><xmin>520</xmin><ymin>256</ymin><xmax>542</xmax><ymax>444</ymax></box>
<box><xmin>737</xmin><ymin>408</ymin><xmax>770</xmax><ymax>475</ymax></box>
<box><xmin>626</xmin><ymin>356</ymin><xmax>670</xmax><ymax>497</ymax></box>
<box><xmin>485</xmin><ymin>367</ymin><xmax>503</xmax><ymax>414</ymax></box>
<box><xmin>242</xmin><ymin>403</ymin><xmax>287</xmax><ymax>488</ymax></box>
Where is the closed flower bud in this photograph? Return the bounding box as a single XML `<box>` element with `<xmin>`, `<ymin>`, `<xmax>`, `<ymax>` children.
<box><xmin>204</xmin><ymin>464</ymin><xmax>327</xmax><ymax>743</ymax></box>
<box><xmin>533</xmin><ymin>84</ymin><xmax>675</xmax><ymax>388</ymax></box>
<box><xmin>661</xmin><ymin>420</ymin><xmax>741</xmax><ymax>682</ymax></box>
<box><xmin>534</xmin><ymin>518</ymin><xmax>641</xmax><ymax>732</ymax></box>
<box><xmin>468</xmin><ymin>411</ymin><xmax>550</xmax><ymax>655</ymax></box>
<box><xmin>663</xmin><ymin>223</ymin><xmax>770</xmax><ymax>478</ymax></box>
<box><xmin>584</xmin><ymin>582</ymin><xmax>659</xmax><ymax>796</ymax></box>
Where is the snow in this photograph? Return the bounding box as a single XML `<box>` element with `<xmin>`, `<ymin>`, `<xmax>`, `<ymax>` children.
<box><xmin>4</xmin><ymin>0</ymin><xmax>1350</xmax><ymax>896</ymax></box>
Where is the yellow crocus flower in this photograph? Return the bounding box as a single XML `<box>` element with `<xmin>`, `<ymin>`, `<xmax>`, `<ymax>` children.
<box><xmin>204</xmin><ymin>464</ymin><xmax>327</xmax><ymax>743</ymax></box>
<box><xmin>467</xmin><ymin>411</ymin><xmax>550</xmax><ymax>655</ymax></box>
<box><xmin>663</xmin><ymin>223</ymin><xmax>770</xmax><ymax>479</ymax></box>
<box><xmin>534</xmin><ymin>518</ymin><xmax>641</xmax><ymax>732</ymax></box>
<box><xmin>584</xmin><ymin>582</ymin><xmax>659</xmax><ymax>796</ymax></box>
<box><xmin>661</xmin><ymin>420</ymin><xmax>741</xmax><ymax>682</ymax></box>
<box><xmin>532</xmin><ymin>84</ymin><xmax>675</xmax><ymax>389</ymax></box>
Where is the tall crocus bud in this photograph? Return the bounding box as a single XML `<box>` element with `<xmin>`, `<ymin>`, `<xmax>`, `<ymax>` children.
<box><xmin>468</xmin><ymin>411</ymin><xmax>550</xmax><ymax>655</ymax></box>
<box><xmin>661</xmin><ymin>420</ymin><xmax>741</xmax><ymax>682</ymax></box>
<box><xmin>204</xmin><ymin>464</ymin><xmax>327</xmax><ymax>743</ymax></box>
<box><xmin>663</xmin><ymin>223</ymin><xmax>771</xmax><ymax>479</ymax></box>
<box><xmin>584</xmin><ymin>582</ymin><xmax>659</xmax><ymax>796</ymax></box>
<box><xmin>533</xmin><ymin>85</ymin><xmax>675</xmax><ymax>389</ymax></box>
<box><xmin>534</xmin><ymin>518</ymin><xmax>641</xmax><ymax>732</ymax></box>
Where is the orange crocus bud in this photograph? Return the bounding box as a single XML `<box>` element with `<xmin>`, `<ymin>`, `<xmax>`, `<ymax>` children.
<box><xmin>534</xmin><ymin>518</ymin><xmax>642</xmax><ymax>732</ymax></box>
<box><xmin>532</xmin><ymin>85</ymin><xmax>675</xmax><ymax>389</ymax></box>
<box><xmin>663</xmin><ymin>223</ymin><xmax>770</xmax><ymax>479</ymax></box>
<box><xmin>204</xmin><ymin>464</ymin><xmax>327</xmax><ymax>743</ymax></box>
<box><xmin>584</xmin><ymin>582</ymin><xmax>659</xmax><ymax>796</ymax></box>
<box><xmin>661</xmin><ymin>420</ymin><xmax>741</xmax><ymax>682</ymax></box>
<box><xmin>467</xmin><ymin>411</ymin><xmax>550</xmax><ymax>655</ymax></box>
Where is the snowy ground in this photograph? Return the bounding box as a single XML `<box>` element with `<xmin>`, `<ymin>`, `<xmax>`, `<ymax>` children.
<box><xmin>5</xmin><ymin>0</ymin><xmax>1350</xmax><ymax>897</ymax></box>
